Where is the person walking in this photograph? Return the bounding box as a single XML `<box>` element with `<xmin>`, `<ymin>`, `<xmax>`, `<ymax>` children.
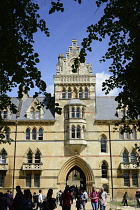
<box><xmin>12</xmin><ymin>186</ymin><xmax>24</xmax><ymax>210</ymax></box>
<box><xmin>60</xmin><ymin>186</ymin><xmax>72</xmax><ymax>210</ymax></box>
<box><xmin>89</xmin><ymin>187</ymin><xmax>99</xmax><ymax>210</ymax></box>
<box><xmin>99</xmin><ymin>187</ymin><xmax>107</xmax><ymax>210</ymax></box>
<box><xmin>80</xmin><ymin>190</ymin><xmax>87</xmax><ymax>210</ymax></box>
<box><xmin>37</xmin><ymin>190</ymin><xmax>43</xmax><ymax>210</ymax></box>
<box><xmin>123</xmin><ymin>192</ymin><xmax>128</xmax><ymax>206</ymax></box>
<box><xmin>42</xmin><ymin>189</ymin><xmax>56</xmax><ymax>210</ymax></box>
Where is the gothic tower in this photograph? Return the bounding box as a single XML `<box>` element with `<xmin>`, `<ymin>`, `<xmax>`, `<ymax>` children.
<box><xmin>54</xmin><ymin>40</ymin><xmax>96</xmax><ymax>156</ymax></box>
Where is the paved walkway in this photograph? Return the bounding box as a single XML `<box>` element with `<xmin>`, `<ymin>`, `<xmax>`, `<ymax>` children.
<box><xmin>56</xmin><ymin>200</ymin><xmax>140</xmax><ymax>210</ymax></box>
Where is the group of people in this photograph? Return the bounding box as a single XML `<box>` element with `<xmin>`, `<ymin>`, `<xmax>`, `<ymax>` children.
<box><xmin>57</xmin><ymin>185</ymin><xmax>107</xmax><ymax>210</ymax></box>
<box><xmin>0</xmin><ymin>185</ymin><xmax>107</xmax><ymax>210</ymax></box>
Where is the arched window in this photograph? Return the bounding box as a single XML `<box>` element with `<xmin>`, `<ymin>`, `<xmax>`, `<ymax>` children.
<box><xmin>122</xmin><ymin>151</ymin><xmax>129</xmax><ymax>163</ymax></box>
<box><xmin>5</xmin><ymin>128</ymin><xmax>10</xmax><ymax>140</ymax></box>
<box><xmin>27</xmin><ymin>151</ymin><xmax>32</xmax><ymax>163</ymax></box>
<box><xmin>68</xmin><ymin>89</ymin><xmax>72</xmax><ymax>99</ymax></box>
<box><xmin>132</xmin><ymin>128</ymin><xmax>137</xmax><ymax>139</ymax></box>
<box><xmin>130</xmin><ymin>151</ymin><xmax>137</xmax><ymax>163</ymax></box>
<box><xmin>79</xmin><ymin>89</ymin><xmax>83</xmax><ymax>99</ymax></box>
<box><xmin>119</xmin><ymin>128</ymin><xmax>124</xmax><ymax>139</ymax></box>
<box><xmin>76</xmin><ymin>107</ymin><xmax>80</xmax><ymax>118</ymax></box>
<box><xmin>30</xmin><ymin>108</ymin><xmax>35</xmax><ymax>119</ymax></box>
<box><xmin>102</xmin><ymin>162</ymin><xmax>108</xmax><ymax>178</ymax></box>
<box><xmin>84</xmin><ymin>88</ymin><xmax>88</xmax><ymax>98</ymax></box>
<box><xmin>71</xmin><ymin>107</ymin><xmax>75</xmax><ymax>118</ymax></box>
<box><xmin>77</xmin><ymin>125</ymin><xmax>81</xmax><ymax>138</ymax></box>
<box><xmin>26</xmin><ymin>128</ymin><xmax>30</xmax><ymax>140</ymax></box>
<box><xmin>32</xmin><ymin>128</ymin><xmax>37</xmax><ymax>140</ymax></box>
<box><xmin>0</xmin><ymin>150</ymin><xmax>7</xmax><ymax>163</ymax></box>
<box><xmin>38</xmin><ymin>128</ymin><xmax>43</xmax><ymax>140</ymax></box>
<box><xmin>71</xmin><ymin>125</ymin><xmax>75</xmax><ymax>138</ymax></box>
<box><xmin>62</xmin><ymin>89</ymin><xmax>66</xmax><ymax>99</ymax></box>
<box><xmin>35</xmin><ymin>151</ymin><xmax>41</xmax><ymax>163</ymax></box>
<box><xmin>101</xmin><ymin>136</ymin><xmax>107</xmax><ymax>153</ymax></box>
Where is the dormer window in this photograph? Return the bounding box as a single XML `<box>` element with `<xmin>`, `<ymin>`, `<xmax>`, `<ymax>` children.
<box><xmin>121</xmin><ymin>110</ymin><xmax>125</xmax><ymax>118</ymax></box>
<box><xmin>30</xmin><ymin>107</ymin><xmax>41</xmax><ymax>119</ymax></box>
<box><xmin>30</xmin><ymin>108</ymin><xmax>35</xmax><ymax>119</ymax></box>
<box><xmin>36</xmin><ymin>111</ymin><xmax>40</xmax><ymax>119</ymax></box>
<box><xmin>0</xmin><ymin>110</ymin><xmax>8</xmax><ymax>119</ymax></box>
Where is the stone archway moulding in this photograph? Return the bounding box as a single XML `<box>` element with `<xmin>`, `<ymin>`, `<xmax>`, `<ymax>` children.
<box><xmin>57</xmin><ymin>156</ymin><xmax>94</xmax><ymax>193</ymax></box>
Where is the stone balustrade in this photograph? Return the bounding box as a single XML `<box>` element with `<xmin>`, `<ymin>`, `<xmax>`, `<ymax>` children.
<box><xmin>22</xmin><ymin>163</ymin><xmax>43</xmax><ymax>170</ymax></box>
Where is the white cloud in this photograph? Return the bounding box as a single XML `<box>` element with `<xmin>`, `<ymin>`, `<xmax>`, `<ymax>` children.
<box><xmin>96</xmin><ymin>72</ymin><xmax>119</xmax><ymax>96</ymax></box>
<box><xmin>46</xmin><ymin>84</ymin><xmax>54</xmax><ymax>96</ymax></box>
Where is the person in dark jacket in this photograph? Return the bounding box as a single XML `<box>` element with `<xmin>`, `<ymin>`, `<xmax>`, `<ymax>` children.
<box><xmin>12</xmin><ymin>186</ymin><xmax>24</xmax><ymax>210</ymax></box>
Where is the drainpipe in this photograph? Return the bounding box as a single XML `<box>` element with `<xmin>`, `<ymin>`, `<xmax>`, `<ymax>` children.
<box><xmin>12</xmin><ymin>120</ymin><xmax>18</xmax><ymax>196</ymax></box>
<box><xmin>108</xmin><ymin>123</ymin><xmax>114</xmax><ymax>199</ymax></box>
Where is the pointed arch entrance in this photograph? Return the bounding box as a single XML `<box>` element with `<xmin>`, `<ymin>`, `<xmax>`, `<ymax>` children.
<box><xmin>57</xmin><ymin>156</ymin><xmax>94</xmax><ymax>193</ymax></box>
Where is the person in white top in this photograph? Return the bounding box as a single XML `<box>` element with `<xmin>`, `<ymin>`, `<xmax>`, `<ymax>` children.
<box><xmin>37</xmin><ymin>189</ymin><xmax>43</xmax><ymax>210</ymax></box>
<box><xmin>99</xmin><ymin>187</ymin><xmax>107</xmax><ymax>210</ymax></box>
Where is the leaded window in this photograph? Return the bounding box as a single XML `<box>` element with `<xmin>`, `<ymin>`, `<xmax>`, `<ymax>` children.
<box><xmin>123</xmin><ymin>151</ymin><xmax>129</xmax><ymax>163</ymax></box>
<box><xmin>79</xmin><ymin>89</ymin><xmax>83</xmax><ymax>98</ymax></box>
<box><xmin>102</xmin><ymin>162</ymin><xmax>108</xmax><ymax>178</ymax></box>
<box><xmin>68</xmin><ymin>89</ymin><xmax>72</xmax><ymax>99</ymax></box>
<box><xmin>71</xmin><ymin>107</ymin><xmax>75</xmax><ymax>118</ymax></box>
<box><xmin>76</xmin><ymin>107</ymin><xmax>80</xmax><ymax>118</ymax></box>
<box><xmin>34</xmin><ymin>174</ymin><xmax>40</xmax><ymax>187</ymax></box>
<box><xmin>27</xmin><ymin>151</ymin><xmax>32</xmax><ymax>163</ymax></box>
<box><xmin>35</xmin><ymin>152</ymin><xmax>40</xmax><ymax>163</ymax></box>
<box><xmin>101</xmin><ymin>136</ymin><xmax>107</xmax><ymax>153</ymax></box>
<box><xmin>38</xmin><ymin>128</ymin><xmax>43</xmax><ymax>140</ymax></box>
<box><xmin>72</xmin><ymin>126</ymin><xmax>75</xmax><ymax>138</ymax></box>
<box><xmin>130</xmin><ymin>151</ymin><xmax>137</xmax><ymax>163</ymax></box>
<box><xmin>132</xmin><ymin>173</ymin><xmax>138</xmax><ymax>186</ymax></box>
<box><xmin>26</xmin><ymin>174</ymin><xmax>31</xmax><ymax>187</ymax></box>
<box><xmin>32</xmin><ymin>128</ymin><xmax>37</xmax><ymax>140</ymax></box>
<box><xmin>124</xmin><ymin>173</ymin><xmax>130</xmax><ymax>186</ymax></box>
<box><xmin>26</xmin><ymin>128</ymin><xmax>30</xmax><ymax>140</ymax></box>
<box><xmin>77</xmin><ymin>126</ymin><xmax>80</xmax><ymax>138</ymax></box>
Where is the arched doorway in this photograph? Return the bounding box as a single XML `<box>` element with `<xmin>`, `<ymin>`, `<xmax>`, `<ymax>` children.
<box><xmin>66</xmin><ymin>166</ymin><xmax>86</xmax><ymax>190</ymax></box>
<box><xmin>57</xmin><ymin>156</ymin><xmax>94</xmax><ymax>193</ymax></box>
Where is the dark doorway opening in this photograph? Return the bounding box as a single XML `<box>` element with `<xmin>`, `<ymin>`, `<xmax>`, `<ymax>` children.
<box><xmin>66</xmin><ymin>166</ymin><xmax>86</xmax><ymax>190</ymax></box>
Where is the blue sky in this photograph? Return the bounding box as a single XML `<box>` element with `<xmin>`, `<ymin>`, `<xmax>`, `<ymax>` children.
<box><xmin>9</xmin><ymin>0</ymin><xmax>119</xmax><ymax>97</ymax></box>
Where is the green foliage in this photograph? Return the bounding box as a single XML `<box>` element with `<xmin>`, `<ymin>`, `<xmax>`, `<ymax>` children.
<box><xmin>77</xmin><ymin>0</ymin><xmax>140</xmax><ymax>130</ymax></box>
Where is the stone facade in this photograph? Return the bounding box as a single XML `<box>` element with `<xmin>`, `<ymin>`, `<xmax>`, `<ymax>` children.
<box><xmin>0</xmin><ymin>40</ymin><xmax>139</xmax><ymax>198</ymax></box>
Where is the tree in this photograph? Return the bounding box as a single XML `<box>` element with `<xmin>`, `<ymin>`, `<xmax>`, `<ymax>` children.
<box><xmin>77</xmin><ymin>0</ymin><xmax>140</xmax><ymax>131</ymax></box>
<box><xmin>1</xmin><ymin>0</ymin><xmax>140</xmax><ymax>141</ymax></box>
<box><xmin>0</xmin><ymin>0</ymin><xmax>63</xmax><ymax>142</ymax></box>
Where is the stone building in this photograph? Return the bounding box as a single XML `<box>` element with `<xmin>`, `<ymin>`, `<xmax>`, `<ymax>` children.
<box><xmin>0</xmin><ymin>40</ymin><xmax>139</xmax><ymax>198</ymax></box>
